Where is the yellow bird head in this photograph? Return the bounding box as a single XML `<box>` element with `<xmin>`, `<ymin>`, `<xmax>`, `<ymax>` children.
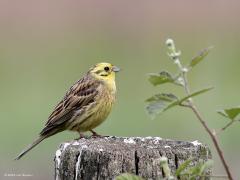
<box><xmin>89</xmin><ymin>62</ymin><xmax>120</xmax><ymax>82</ymax></box>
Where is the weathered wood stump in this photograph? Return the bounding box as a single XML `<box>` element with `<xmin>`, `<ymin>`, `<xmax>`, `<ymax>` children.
<box><xmin>54</xmin><ymin>136</ymin><xmax>211</xmax><ymax>180</ymax></box>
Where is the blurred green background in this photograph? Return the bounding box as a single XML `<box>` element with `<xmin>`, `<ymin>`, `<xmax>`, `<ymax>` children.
<box><xmin>1</xmin><ymin>0</ymin><xmax>240</xmax><ymax>179</ymax></box>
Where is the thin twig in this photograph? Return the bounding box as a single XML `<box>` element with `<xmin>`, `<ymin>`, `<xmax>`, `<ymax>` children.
<box><xmin>181</xmin><ymin>71</ymin><xmax>233</xmax><ymax>180</ymax></box>
<box><xmin>216</xmin><ymin>119</ymin><xmax>239</xmax><ymax>135</ymax></box>
<box><xmin>189</xmin><ymin>105</ymin><xmax>233</xmax><ymax>180</ymax></box>
<box><xmin>182</xmin><ymin>72</ymin><xmax>191</xmax><ymax>95</ymax></box>
<box><xmin>179</xmin><ymin>102</ymin><xmax>191</xmax><ymax>108</ymax></box>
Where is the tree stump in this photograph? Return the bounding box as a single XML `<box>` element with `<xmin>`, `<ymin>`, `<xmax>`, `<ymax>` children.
<box><xmin>54</xmin><ymin>136</ymin><xmax>211</xmax><ymax>180</ymax></box>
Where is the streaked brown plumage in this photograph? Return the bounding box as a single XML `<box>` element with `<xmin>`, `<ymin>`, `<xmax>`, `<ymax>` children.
<box><xmin>15</xmin><ymin>62</ymin><xmax>120</xmax><ymax>160</ymax></box>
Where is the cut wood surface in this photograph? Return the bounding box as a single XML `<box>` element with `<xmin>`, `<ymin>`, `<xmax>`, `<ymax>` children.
<box><xmin>54</xmin><ymin>136</ymin><xmax>211</xmax><ymax>180</ymax></box>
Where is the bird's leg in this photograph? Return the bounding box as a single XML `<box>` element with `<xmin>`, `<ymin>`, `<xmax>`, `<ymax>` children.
<box><xmin>90</xmin><ymin>130</ymin><xmax>103</xmax><ymax>138</ymax></box>
<box><xmin>74</xmin><ymin>132</ymin><xmax>85</xmax><ymax>140</ymax></box>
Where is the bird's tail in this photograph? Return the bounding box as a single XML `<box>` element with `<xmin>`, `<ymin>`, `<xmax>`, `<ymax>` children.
<box><xmin>15</xmin><ymin>136</ymin><xmax>46</xmax><ymax>160</ymax></box>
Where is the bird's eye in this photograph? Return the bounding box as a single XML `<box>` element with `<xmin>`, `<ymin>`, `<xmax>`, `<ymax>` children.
<box><xmin>104</xmin><ymin>67</ymin><xmax>110</xmax><ymax>71</ymax></box>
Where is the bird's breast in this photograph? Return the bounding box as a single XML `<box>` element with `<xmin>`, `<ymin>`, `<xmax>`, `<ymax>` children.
<box><xmin>70</xmin><ymin>85</ymin><xmax>116</xmax><ymax>132</ymax></box>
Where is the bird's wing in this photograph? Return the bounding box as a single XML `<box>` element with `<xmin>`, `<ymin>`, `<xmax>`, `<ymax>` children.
<box><xmin>40</xmin><ymin>76</ymin><xmax>100</xmax><ymax>136</ymax></box>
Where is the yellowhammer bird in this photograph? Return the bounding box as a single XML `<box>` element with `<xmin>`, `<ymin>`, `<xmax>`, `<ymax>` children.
<box><xmin>15</xmin><ymin>62</ymin><xmax>120</xmax><ymax>160</ymax></box>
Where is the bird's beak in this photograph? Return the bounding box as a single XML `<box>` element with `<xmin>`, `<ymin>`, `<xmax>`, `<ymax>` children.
<box><xmin>112</xmin><ymin>66</ymin><xmax>121</xmax><ymax>72</ymax></box>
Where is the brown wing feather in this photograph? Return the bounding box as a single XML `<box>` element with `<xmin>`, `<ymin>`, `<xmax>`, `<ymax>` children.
<box><xmin>40</xmin><ymin>75</ymin><xmax>100</xmax><ymax>136</ymax></box>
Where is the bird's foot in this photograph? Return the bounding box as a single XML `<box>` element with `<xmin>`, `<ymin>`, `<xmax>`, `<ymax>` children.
<box><xmin>74</xmin><ymin>133</ymin><xmax>86</xmax><ymax>140</ymax></box>
<box><xmin>90</xmin><ymin>130</ymin><xmax>106</xmax><ymax>138</ymax></box>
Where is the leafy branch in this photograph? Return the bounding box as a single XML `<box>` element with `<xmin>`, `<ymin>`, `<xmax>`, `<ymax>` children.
<box><xmin>145</xmin><ymin>39</ymin><xmax>239</xmax><ymax>180</ymax></box>
<box><xmin>216</xmin><ymin>107</ymin><xmax>240</xmax><ymax>134</ymax></box>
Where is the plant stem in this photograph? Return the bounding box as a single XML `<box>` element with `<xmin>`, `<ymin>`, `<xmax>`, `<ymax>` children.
<box><xmin>217</xmin><ymin>119</ymin><xmax>239</xmax><ymax>135</ymax></box>
<box><xmin>189</xmin><ymin>105</ymin><xmax>233</xmax><ymax>180</ymax></box>
<box><xmin>182</xmin><ymin>71</ymin><xmax>234</xmax><ymax>180</ymax></box>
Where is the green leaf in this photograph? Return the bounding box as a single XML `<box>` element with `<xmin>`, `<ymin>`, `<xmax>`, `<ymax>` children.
<box><xmin>146</xmin><ymin>99</ymin><xmax>169</xmax><ymax>118</ymax></box>
<box><xmin>175</xmin><ymin>159</ymin><xmax>193</xmax><ymax>176</ymax></box>
<box><xmin>146</xmin><ymin>93</ymin><xmax>178</xmax><ymax>103</ymax></box>
<box><xmin>145</xmin><ymin>93</ymin><xmax>178</xmax><ymax>117</ymax></box>
<box><xmin>183</xmin><ymin>160</ymin><xmax>213</xmax><ymax>178</ymax></box>
<box><xmin>217</xmin><ymin>110</ymin><xmax>229</xmax><ymax>118</ymax></box>
<box><xmin>164</xmin><ymin>87</ymin><xmax>214</xmax><ymax>112</ymax></box>
<box><xmin>148</xmin><ymin>71</ymin><xmax>175</xmax><ymax>86</ymax></box>
<box><xmin>217</xmin><ymin>107</ymin><xmax>240</xmax><ymax>120</ymax></box>
<box><xmin>199</xmin><ymin>160</ymin><xmax>213</xmax><ymax>175</ymax></box>
<box><xmin>178</xmin><ymin>87</ymin><xmax>213</xmax><ymax>104</ymax></box>
<box><xmin>115</xmin><ymin>173</ymin><xmax>143</xmax><ymax>180</ymax></box>
<box><xmin>189</xmin><ymin>46</ymin><xmax>213</xmax><ymax>68</ymax></box>
<box><xmin>160</xmin><ymin>156</ymin><xmax>172</xmax><ymax>178</ymax></box>
<box><xmin>146</xmin><ymin>87</ymin><xmax>213</xmax><ymax>118</ymax></box>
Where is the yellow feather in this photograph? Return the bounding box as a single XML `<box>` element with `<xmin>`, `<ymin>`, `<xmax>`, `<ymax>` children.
<box><xmin>68</xmin><ymin>62</ymin><xmax>119</xmax><ymax>132</ymax></box>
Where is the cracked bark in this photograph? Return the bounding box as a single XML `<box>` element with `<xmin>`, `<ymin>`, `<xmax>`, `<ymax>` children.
<box><xmin>134</xmin><ymin>151</ymin><xmax>139</xmax><ymax>175</ymax></box>
<box><xmin>54</xmin><ymin>136</ymin><xmax>212</xmax><ymax>180</ymax></box>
